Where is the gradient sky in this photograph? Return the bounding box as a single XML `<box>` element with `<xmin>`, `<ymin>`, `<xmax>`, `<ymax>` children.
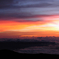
<box><xmin>0</xmin><ymin>0</ymin><xmax>59</xmax><ymax>38</ymax></box>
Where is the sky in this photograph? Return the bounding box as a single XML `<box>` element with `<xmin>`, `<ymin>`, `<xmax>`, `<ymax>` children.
<box><xmin>0</xmin><ymin>0</ymin><xmax>59</xmax><ymax>38</ymax></box>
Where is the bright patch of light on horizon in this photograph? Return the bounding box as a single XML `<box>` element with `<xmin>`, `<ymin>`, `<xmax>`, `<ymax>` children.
<box><xmin>7</xmin><ymin>23</ymin><xmax>59</xmax><ymax>32</ymax></box>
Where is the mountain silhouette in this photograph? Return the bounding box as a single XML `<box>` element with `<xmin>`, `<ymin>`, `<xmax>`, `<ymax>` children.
<box><xmin>0</xmin><ymin>49</ymin><xmax>59</xmax><ymax>58</ymax></box>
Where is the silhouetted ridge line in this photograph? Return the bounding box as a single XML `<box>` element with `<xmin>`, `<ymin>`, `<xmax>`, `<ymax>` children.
<box><xmin>0</xmin><ymin>49</ymin><xmax>59</xmax><ymax>57</ymax></box>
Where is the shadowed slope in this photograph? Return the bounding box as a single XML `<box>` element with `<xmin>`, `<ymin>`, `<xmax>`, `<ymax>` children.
<box><xmin>0</xmin><ymin>49</ymin><xmax>59</xmax><ymax>57</ymax></box>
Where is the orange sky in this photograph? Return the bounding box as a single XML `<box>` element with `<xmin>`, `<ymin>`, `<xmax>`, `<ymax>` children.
<box><xmin>0</xmin><ymin>15</ymin><xmax>59</xmax><ymax>38</ymax></box>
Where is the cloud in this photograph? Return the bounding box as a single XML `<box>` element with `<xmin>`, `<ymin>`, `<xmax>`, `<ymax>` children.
<box><xmin>0</xmin><ymin>14</ymin><xmax>59</xmax><ymax>22</ymax></box>
<box><xmin>0</xmin><ymin>14</ymin><xmax>51</xmax><ymax>22</ymax></box>
<box><xmin>0</xmin><ymin>0</ymin><xmax>14</xmax><ymax>8</ymax></box>
<box><xmin>0</xmin><ymin>0</ymin><xmax>59</xmax><ymax>22</ymax></box>
<box><xmin>0</xmin><ymin>0</ymin><xmax>58</xmax><ymax>9</ymax></box>
<box><xmin>0</xmin><ymin>0</ymin><xmax>59</xmax><ymax>21</ymax></box>
<box><xmin>12</xmin><ymin>0</ymin><xmax>59</xmax><ymax>8</ymax></box>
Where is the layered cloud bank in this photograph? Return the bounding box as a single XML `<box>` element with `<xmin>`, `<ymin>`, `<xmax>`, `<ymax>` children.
<box><xmin>0</xmin><ymin>0</ymin><xmax>59</xmax><ymax>38</ymax></box>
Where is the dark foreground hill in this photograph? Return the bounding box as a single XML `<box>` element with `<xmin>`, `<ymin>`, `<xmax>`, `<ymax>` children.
<box><xmin>0</xmin><ymin>49</ymin><xmax>59</xmax><ymax>58</ymax></box>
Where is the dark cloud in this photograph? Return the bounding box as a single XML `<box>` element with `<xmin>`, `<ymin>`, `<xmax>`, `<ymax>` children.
<box><xmin>0</xmin><ymin>12</ymin><xmax>32</xmax><ymax>19</ymax></box>
<box><xmin>0</xmin><ymin>0</ymin><xmax>59</xmax><ymax>21</ymax></box>
<box><xmin>0</xmin><ymin>0</ymin><xmax>13</xmax><ymax>4</ymax></box>
<box><xmin>0</xmin><ymin>0</ymin><xmax>59</xmax><ymax>9</ymax></box>
<box><xmin>0</xmin><ymin>0</ymin><xmax>57</xmax><ymax>9</ymax></box>
<box><xmin>0</xmin><ymin>0</ymin><xmax>14</xmax><ymax>8</ymax></box>
<box><xmin>0</xmin><ymin>11</ymin><xmax>53</xmax><ymax>19</ymax></box>
<box><xmin>0</xmin><ymin>13</ymin><xmax>56</xmax><ymax>20</ymax></box>
<box><xmin>15</xmin><ymin>3</ymin><xmax>52</xmax><ymax>8</ymax></box>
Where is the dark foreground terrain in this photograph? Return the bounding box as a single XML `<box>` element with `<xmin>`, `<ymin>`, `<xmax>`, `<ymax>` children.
<box><xmin>0</xmin><ymin>49</ymin><xmax>59</xmax><ymax>58</ymax></box>
<box><xmin>0</xmin><ymin>41</ymin><xmax>55</xmax><ymax>50</ymax></box>
<box><xmin>0</xmin><ymin>41</ymin><xmax>58</xmax><ymax>58</ymax></box>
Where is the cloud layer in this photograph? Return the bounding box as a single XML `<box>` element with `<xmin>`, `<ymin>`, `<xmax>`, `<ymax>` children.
<box><xmin>0</xmin><ymin>0</ymin><xmax>59</xmax><ymax>21</ymax></box>
<box><xmin>0</xmin><ymin>0</ymin><xmax>59</xmax><ymax>38</ymax></box>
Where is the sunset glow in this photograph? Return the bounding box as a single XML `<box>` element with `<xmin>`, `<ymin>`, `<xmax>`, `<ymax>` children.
<box><xmin>1</xmin><ymin>0</ymin><xmax>59</xmax><ymax>55</ymax></box>
<box><xmin>0</xmin><ymin>15</ymin><xmax>59</xmax><ymax>38</ymax></box>
<box><xmin>0</xmin><ymin>0</ymin><xmax>59</xmax><ymax>38</ymax></box>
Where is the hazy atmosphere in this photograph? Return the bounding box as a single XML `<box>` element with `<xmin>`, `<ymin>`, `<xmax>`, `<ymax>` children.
<box><xmin>0</xmin><ymin>0</ymin><xmax>59</xmax><ymax>38</ymax></box>
<box><xmin>0</xmin><ymin>0</ymin><xmax>59</xmax><ymax>55</ymax></box>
